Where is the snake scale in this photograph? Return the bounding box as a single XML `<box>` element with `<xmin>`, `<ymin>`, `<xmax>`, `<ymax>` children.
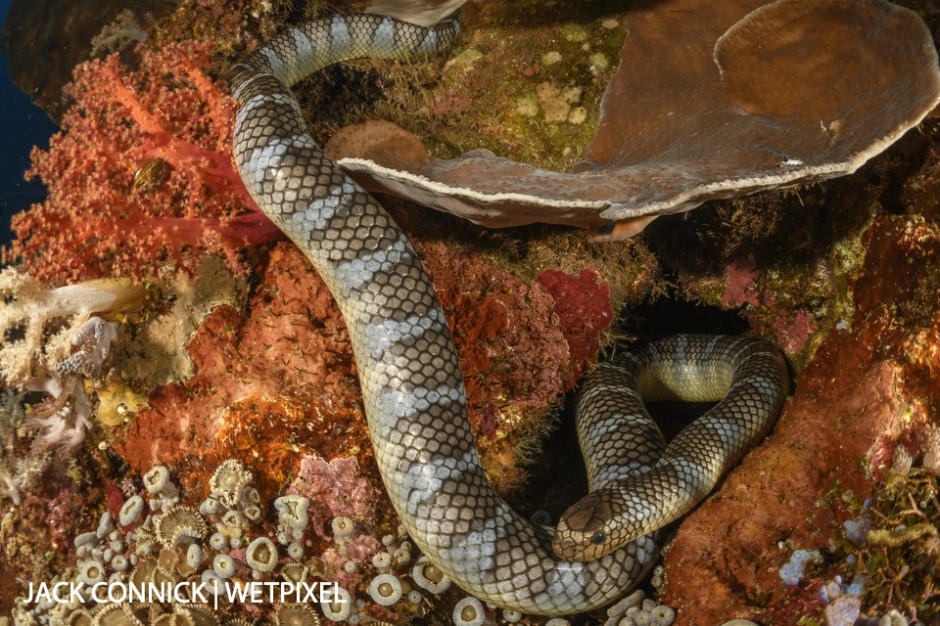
<box><xmin>229</xmin><ymin>12</ymin><xmax>789</xmax><ymax>616</ymax></box>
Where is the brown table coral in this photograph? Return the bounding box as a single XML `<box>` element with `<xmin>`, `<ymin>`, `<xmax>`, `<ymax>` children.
<box><xmin>327</xmin><ymin>0</ymin><xmax>940</xmax><ymax>238</ymax></box>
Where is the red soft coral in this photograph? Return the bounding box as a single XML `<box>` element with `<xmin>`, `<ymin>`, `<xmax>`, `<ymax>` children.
<box><xmin>4</xmin><ymin>41</ymin><xmax>278</xmax><ymax>282</ymax></box>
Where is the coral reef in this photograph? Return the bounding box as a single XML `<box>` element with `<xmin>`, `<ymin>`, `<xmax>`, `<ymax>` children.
<box><xmin>11</xmin><ymin>460</ymin><xmax>449</xmax><ymax>626</ymax></box>
<box><xmin>846</xmin><ymin>458</ymin><xmax>940</xmax><ymax>620</ymax></box>
<box><xmin>0</xmin><ymin>269</ymin><xmax>146</xmax><ymax>462</ymax></box>
<box><xmin>0</xmin><ymin>390</ymin><xmax>46</xmax><ymax>506</ymax></box>
<box><xmin>0</xmin><ymin>268</ymin><xmax>144</xmax><ymax>386</ymax></box>
<box><xmin>326</xmin><ymin>0</ymin><xmax>940</xmax><ymax>238</ymax></box>
<box><xmin>2</xmin><ymin>0</ymin><xmax>940</xmax><ymax>624</ymax></box>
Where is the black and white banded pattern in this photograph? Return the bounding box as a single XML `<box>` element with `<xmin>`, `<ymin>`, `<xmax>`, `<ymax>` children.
<box><xmin>554</xmin><ymin>335</ymin><xmax>788</xmax><ymax>562</ymax></box>
<box><xmin>229</xmin><ymin>12</ymin><xmax>788</xmax><ymax>616</ymax></box>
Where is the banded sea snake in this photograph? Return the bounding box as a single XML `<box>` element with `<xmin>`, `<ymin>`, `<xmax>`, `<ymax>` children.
<box><xmin>229</xmin><ymin>11</ymin><xmax>788</xmax><ymax>616</ymax></box>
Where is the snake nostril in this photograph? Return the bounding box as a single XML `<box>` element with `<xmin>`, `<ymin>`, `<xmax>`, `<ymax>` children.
<box><xmin>591</xmin><ymin>531</ymin><xmax>606</xmax><ymax>545</ymax></box>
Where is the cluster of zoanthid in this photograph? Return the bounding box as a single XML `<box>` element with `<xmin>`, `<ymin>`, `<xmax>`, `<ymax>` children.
<box><xmin>15</xmin><ymin>457</ymin><xmax>680</xmax><ymax>626</ymax></box>
<box><xmin>10</xmin><ymin>459</ymin><xmax>529</xmax><ymax>626</ymax></box>
<box><xmin>597</xmin><ymin>589</ymin><xmax>676</xmax><ymax>626</ymax></box>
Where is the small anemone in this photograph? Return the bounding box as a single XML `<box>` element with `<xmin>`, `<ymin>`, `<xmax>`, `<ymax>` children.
<box><xmin>371</xmin><ymin>551</ymin><xmax>392</xmax><ymax>570</ymax></box>
<box><xmin>209</xmin><ymin>532</ymin><xmax>228</xmax><ymax>551</ymax></box>
<box><xmin>274</xmin><ymin>494</ymin><xmax>310</xmax><ymax>530</ymax></box>
<box><xmin>152</xmin><ymin>566</ymin><xmax>180</xmax><ymax>586</ymax></box>
<box><xmin>331</xmin><ymin>515</ymin><xmax>355</xmax><ymax>540</ymax></box>
<box><xmin>245</xmin><ymin>536</ymin><xmax>278</xmax><ymax>573</ymax></box>
<box><xmin>607</xmin><ymin>589</ymin><xmax>646</xmax><ymax>619</ymax></box>
<box><xmin>78</xmin><ymin>559</ymin><xmax>107</xmax><ymax>586</ymax></box>
<box><xmin>274</xmin><ymin>603</ymin><xmax>321</xmax><ymax>626</ymax></box>
<box><xmin>213</xmin><ymin>554</ymin><xmax>237</xmax><ymax>579</ymax></box>
<box><xmin>650</xmin><ymin>604</ymin><xmax>677</xmax><ymax>626</ymax></box>
<box><xmin>186</xmin><ymin>543</ymin><xmax>204</xmax><ymax>569</ymax></box>
<box><xmin>287</xmin><ymin>542</ymin><xmax>304</xmax><ymax>560</ymax></box>
<box><xmin>132</xmin><ymin>527</ymin><xmax>159</xmax><ymax>556</ymax></box>
<box><xmin>221</xmin><ymin>509</ymin><xmax>243</xmax><ymax>529</ymax></box>
<box><xmin>280</xmin><ymin>562</ymin><xmax>309</xmax><ymax>584</ymax></box>
<box><xmin>321</xmin><ymin>586</ymin><xmax>352</xmax><ymax>622</ymax></box>
<box><xmin>155</xmin><ymin>504</ymin><xmax>208</xmax><ymax>547</ymax></box>
<box><xmin>243</xmin><ymin>504</ymin><xmax>263</xmax><ymax>522</ymax></box>
<box><xmin>209</xmin><ymin>459</ymin><xmax>253</xmax><ymax>508</ymax></box>
<box><xmin>130</xmin><ymin>555</ymin><xmax>158</xmax><ymax>586</ymax></box>
<box><xmin>143</xmin><ymin>466</ymin><xmax>173</xmax><ymax>496</ymax></box>
<box><xmin>199</xmin><ymin>497</ymin><xmax>221</xmax><ymax>517</ymax></box>
<box><xmin>151</xmin><ymin>612</ymin><xmax>195</xmax><ymax>626</ymax></box>
<box><xmin>368</xmin><ymin>573</ymin><xmax>404</xmax><ymax>606</ymax></box>
<box><xmin>97</xmin><ymin>511</ymin><xmax>115</xmax><ymax>537</ymax></box>
<box><xmin>202</xmin><ymin>570</ymin><xmax>227</xmax><ymax>597</ymax></box>
<box><xmin>68</xmin><ymin>609</ymin><xmax>94</xmax><ymax>626</ymax></box>
<box><xmin>452</xmin><ymin>596</ymin><xmax>486</xmax><ymax>626</ymax></box>
<box><xmin>154</xmin><ymin>547</ymin><xmax>184</xmax><ymax>584</ymax></box>
<box><xmin>179</xmin><ymin>606</ymin><xmax>220</xmax><ymax>626</ymax></box>
<box><xmin>119</xmin><ymin>495</ymin><xmax>145</xmax><ymax>526</ymax></box>
<box><xmin>157</xmin><ymin>546</ymin><xmax>179</xmax><ymax>574</ymax></box>
<box><xmin>411</xmin><ymin>555</ymin><xmax>451</xmax><ymax>594</ymax></box>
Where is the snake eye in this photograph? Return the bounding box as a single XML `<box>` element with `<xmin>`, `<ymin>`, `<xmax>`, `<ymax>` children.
<box><xmin>591</xmin><ymin>530</ymin><xmax>606</xmax><ymax>545</ymax></box>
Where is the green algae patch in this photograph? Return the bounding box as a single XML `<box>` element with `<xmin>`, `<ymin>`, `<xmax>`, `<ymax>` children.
<box><xmin>361</xmin><ymin>0</ymin><xmax>627</xmax><ymax>173</ymax></box>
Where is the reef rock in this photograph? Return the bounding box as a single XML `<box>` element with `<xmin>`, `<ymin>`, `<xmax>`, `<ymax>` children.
<box><xmin>660</xmin><ymin>215</ymin><xmax>940</xmax><ymax>625</ymax></box>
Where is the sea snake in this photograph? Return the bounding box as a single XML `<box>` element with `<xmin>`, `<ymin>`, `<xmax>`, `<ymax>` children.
<box><xmin>229</xmin><ymin>12</ymin><xmax>789</xmax><ymax>616</ymax></box>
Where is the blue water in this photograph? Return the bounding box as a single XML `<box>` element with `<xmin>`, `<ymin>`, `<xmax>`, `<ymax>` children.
<box><xmin>0</xmin><ymin>0</ymin><xmax>58</xmax><ymax>252</ymax></box>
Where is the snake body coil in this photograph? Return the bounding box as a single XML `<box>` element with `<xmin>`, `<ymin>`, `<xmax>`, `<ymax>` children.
<box><xmin>230</xmin><ymin>13</ymin><xmax>788</xmax><ymax>616</ymax></box>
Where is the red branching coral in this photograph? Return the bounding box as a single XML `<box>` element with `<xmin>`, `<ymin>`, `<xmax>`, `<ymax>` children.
<box><xmin>536</xmin><ymin>268</ymin><xmax>614</xmax><ymax>381</ymax></box>
<box><xmin>4</xmin><ymin>41</ymin><xmax>278</xmax><ymax>282</ymax></box>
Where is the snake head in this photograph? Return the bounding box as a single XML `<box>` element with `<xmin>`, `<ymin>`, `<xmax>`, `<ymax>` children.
<box><xmin>551</xmin><ymin>491</ymin><xmax>622</xmax><ymax>562</ymax></box>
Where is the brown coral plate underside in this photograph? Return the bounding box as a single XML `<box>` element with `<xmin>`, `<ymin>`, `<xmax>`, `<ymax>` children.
<box><xmin>328</xmin><ymin>0</ymin><xmax>940</xmax><ymax>238</ymax></box>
